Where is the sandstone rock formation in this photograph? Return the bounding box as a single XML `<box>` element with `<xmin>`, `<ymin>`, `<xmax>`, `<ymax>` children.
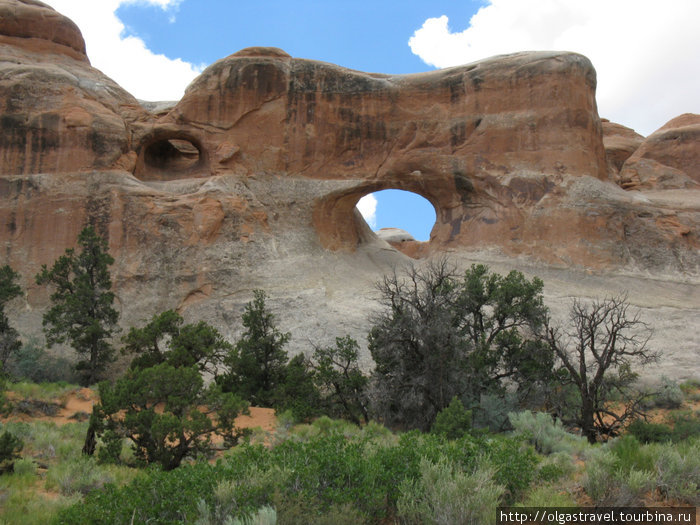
<box><xmin>0</xmin><ymin>0</ymin><xmax>698</xmax><ymax>380</ymax></box>
<box><xmin>601</xmin><ymin>119</ymin><xmax>645</xmax><ymax>181</ymax></box>
<box><xmin>619</xmin><ymin>114</ymin><xmax>700</xmax><ymax>191</ymax></box>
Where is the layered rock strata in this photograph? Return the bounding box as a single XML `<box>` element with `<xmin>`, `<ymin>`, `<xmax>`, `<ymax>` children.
<box><xmin>0</xmin><ymin>0</ymin><xmax>698</xmax><ymax>378</ymax></box>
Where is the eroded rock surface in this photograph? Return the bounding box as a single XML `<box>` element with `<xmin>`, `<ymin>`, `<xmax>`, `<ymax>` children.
<box><xmin>0</xmin><ymin>0</ymin><xmax>698</xmax><ymax>379</ymax></box>
<box><xmin>620</xmin><ymin>114</ymin><xmax>700</xmax><ymax>191</ymax></box>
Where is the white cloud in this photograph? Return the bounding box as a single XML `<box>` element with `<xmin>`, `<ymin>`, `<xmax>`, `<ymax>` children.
<box><xmin>45</xmin><ymin>0</ymin><xmax>202</xmax><ymax>101</ymax></box>
<box><xmin>409</xmin><ymin>0</ymin><xmax>700</xmax><ymax>136</ymax></box>
<box><xmin>356</xmin><ymin>194</ymin><xmax>378</xmax><ymax>229</ymax></box>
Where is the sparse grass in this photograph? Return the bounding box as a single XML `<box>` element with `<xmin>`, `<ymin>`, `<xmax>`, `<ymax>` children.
<box><xmin>5</xmin><ymin>382</ymin><xmax>79</xmax><ymax>405</ymax></box>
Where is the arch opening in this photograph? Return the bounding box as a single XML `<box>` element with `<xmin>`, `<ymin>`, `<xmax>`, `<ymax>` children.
<box><xmin>144</xmin><ymin>138</ymin><xmax>201</xmax><ymax>172</ymax></box>
<box><xmin>355</xmin><ymin>189</ymin><xmax>437</xmax><ymax>258</ymax></box>
<box><xmin>135</xmin><ymin>133</ymin><xmax>207</xmax><ymax>181</ymax></box>
<box><xmin>357</xmin><ymin>189</ymin><xmax>437</xmax><ymax>242</ymax></box>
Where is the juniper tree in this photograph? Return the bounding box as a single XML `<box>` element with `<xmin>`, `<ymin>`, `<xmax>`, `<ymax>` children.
<box><xmin>36</xmin><ymin>226</ymin><xmax>119</xmax><ymax>386</ymax></box>
<box><xmin>87</xmin><ymin>310</ymin><xmax>247</xmax><ymax>469</ymax></box>
<box><xmin>218</xmin><ymin>290</ymin><xmax>290</xmax><ymax>407</ymax></box>
<box><xmin>368</xmin><ymin>259</ymin><xmax>552</xmax><ymax>431</ymax></box>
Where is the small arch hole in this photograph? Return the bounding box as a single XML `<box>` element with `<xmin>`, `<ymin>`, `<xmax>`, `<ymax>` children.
<box><xmin>356</xmin><ymin>189</ymin><xmax>437</xmax><ymax>242</ymax></box>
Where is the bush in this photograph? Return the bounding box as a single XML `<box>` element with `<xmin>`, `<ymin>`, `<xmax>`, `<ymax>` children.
<box><xmin>0</xmin><ymin>429</ymin><xmax>23</xmax><ymax>473</ymax></box>
<box><xmin>56</xmin><ymin>422</ymin><xmax>537</xmax><ymax>524</ymax></box>
<box><xmin>5</xmin><ymin>340</ymin><xmax>77</xmax><ymax>384</ymax></box>
<box><xmin>431</xmin><ymin>396</ymin><xmax>471</xmax><ymax>439</ymax></box>
<box><xmin>509</xmin><ymin>410</ymin><xmax>587</xmax><ymax>455</ymax></box>
<box><xmin>194</xmin><ymin>477</ymin><xmax>279</xmax><ymax>525</ymax></box>
<box><xmin>11</xmin><ymin>457</ymin><xmax>37</xmax><ymax>477</ymax></box>
<box><xmin>45</xmin><ymin>457</ymin><xmax>114</xmax><ymax>496</ymax></box>
<box><xmin>536</xmin><ymin>451</ymin><xmax>577</xmax><ymax>482</ymax></box>
<box><xmin>653</xmin><ymin>439</ymin><xmax>700</xmax><ymax>505</ymax></box>
<box><xmin>668</xmin><ymin>411</ymin><xmax>700</xmax><ymax>442</ymax></box>
<box><xmin>626</xmin><ymin>419</ymin><xmax>672</xmax><ymax>443</ymax></box>
<box><xmin>397</xmin><ymin>457</ymin><xmax>505</xmax><ymax>525</ymax></box>
<box><xmin>644</xmin><ymin>376</ymin><xmax>684</xmax><ymax>409</ymax></box>
<box><xmin>582</xmin><ymin>436</ymin><xmax>699</xmax><ymax>506</ymax></box>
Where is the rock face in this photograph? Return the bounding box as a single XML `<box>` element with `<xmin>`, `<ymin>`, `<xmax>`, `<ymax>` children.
<box><xmin>0</xmin><ymin>0</ymin><xmax>698</xmax><ymax>380</ymax></box>
<box><xmin>601</xmin><ymin>119</ymin><xmax>645</xmax><ymax>181</ymax></box>
<box><xmin>619</xmin><ymin>114</ymin><xmax>700</xmax><ymax>190</ymax></box>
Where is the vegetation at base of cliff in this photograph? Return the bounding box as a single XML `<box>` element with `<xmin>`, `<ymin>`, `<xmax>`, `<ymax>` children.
<box><xmin>1</xmin><ymin>231</ymin><xmax>698</xmax><ymax>524</ymax></box>
<box><xmin>54</xmin><ymin>425</ymin><xmax>538</xmax><ymax>524</ymax></box>
<box><xmin>0</xmin><ymin>379</ymin><xmax>698</xmax><ymax>525</ymax></box>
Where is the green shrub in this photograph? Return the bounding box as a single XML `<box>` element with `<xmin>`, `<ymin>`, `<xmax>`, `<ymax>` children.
<box><xmin>6</xmin><ymin>381</ymin><xmax>78</xmax><ymax>403</ymax></box>
<box><xmin>5</xmin><ymin>340</ymin><xmax>77</xmax><ymax>384</ymax></box>
<box><xmin>397</xmin><ymin>457</ymin><xmax>505</xmax><ymax>525</ymax></box>
<box><xmin>273</xmin><ymin>495</ymin><xmax>364</xmax><ymax>525</ymax></box>
<box><xmin>611</xmin><ymin>435</ymin><xmax>655</xmax><ymax>473</ymax></box>
<box><xmin>536</xmin><ymin>451</ymin><xmax>577</xmax><ymax>482</ymax></box>
<box><xmin>653</xmin><ymin>440</ymin><xmax>700</xmax><ymax>505</ymax></box>
<box><xmin>55</xmin><ymin>421</ymin><xmax>537</xmax><ymax>524</ymax></box>
<box><xmin>431</xmin><ymin>396</ymin><xmax>472</xmax><ymax>440</ymax></box>
<box><xmin>516</xmin><ymin>485</ymin><xmax>578</xmax><ymax>507</ymax></box>
<box><xmin>472</xmin><ymin>392</ymin><xmax>519</xmax><ymax>432</ymax></box>
<box><xmin>194</xmin><ymin>477</ymin><xmax>280</xmax><ymax>525</ymax></box>
<box><xmin>668</xmin><ymin>411</ymin><xmax>700</xmax><ymax>442</ymax></box>
<box><xmin>11</xmin><ymin>457</ymin><xmax>37</xmax><ymax>477</ymax></box>
<box><xmin>509</xmin><ymin>410</ymin><xmax>587</xmax><ymax>455</ymax></box>
<box><xmin>0</xmin><ymin>429</ymin><xmax>23</xmax><ymax>473</ymax></box>
<box><xmin>482</xmin><ymin>435</ymin><xmax>539</xmax><ymax>502</ymax></box>
<box><xmin>626</xmin><ymin>419</ymin><xmax>672</xmax><ymax>443</ymax></box>
<box><xmin>584</xmin><ymin>437</ymin><xmax>661</xmax><ymax>506</ymax></box>
<box><xmin>45</xmin><ymin>457</ymin><xmax>114</xmax><ymax>496</ymax></box>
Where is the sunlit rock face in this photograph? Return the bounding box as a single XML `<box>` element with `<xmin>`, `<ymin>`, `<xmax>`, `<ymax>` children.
<box><xmin>0</xmin><ymin>0</ymin><xmax>698</xmax><ymax>379</ymax></box>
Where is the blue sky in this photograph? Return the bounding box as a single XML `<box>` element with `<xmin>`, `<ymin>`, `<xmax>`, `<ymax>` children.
<box><xmin>115</xmin><ymin>1</ymin><xmax>478</xmax><ymax>76</ymax></box>
<box><xmin>45</xmin><ymin>0</ymin><xmax>700</xmax><ymax>242</ymax></box>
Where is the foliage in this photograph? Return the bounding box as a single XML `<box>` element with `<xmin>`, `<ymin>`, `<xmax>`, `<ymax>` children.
<box><xmin>5</xmin><ymin>338</ymin><xmax>77</xmax><ymax>384</ymax></box>
<box><xmin>535</xmin><ymin>451</ymin><xmax>577</xmax><ymax>482</ymax></box>
<box><xmin>45</xmin><ymin>456</ymin><xmax>114</xmax><ymax>496</ymax></box>
<box><xmin>195</xmin><ymin>478</ymin><xmax>278</xmax><ymax>525</ymax></box>
<box><xmin>546</xmin><ymin>295</ymin><xmax>658</xmax><ymax>443</ymax></box>
<box><xmin>90</xmin><ymin>311</ymin><xmax>248</xmax><ymax>470</ymax></box>
<box><xmin>431</xmin><ymin>396</ymin><xmax>472</xmax><ymax>440</ymax></box>
<box><xmin>509</xmin><ymin>410</ymin><xmax>587</xmax><ymax>455</ymax></box>
<box><xmin>515</xmin><ymin>484</ymin><xmax>578</xmax><ymax>507</ymax></box>
<box><xmin>369</xmin><ymin>259</ymin><xmax>551</xmax><ymax>431</ymax></box>
<box><xmin>218</xmin><ymin>290</ymin><xmax>290</xmax><ymax>407</ymax></box>
<box><xmin>397</xmin><ymin>457</ymin><xmax>504</xmax><ymax>525</ymax></box>
<box><xmin>94</xmin><ymin>364</ymin><xmax>247</xmax><ymax>470</ymax></box>
<box><xmin>583</xmin><ymin>436</ymin><xmax>700</xmax><ymax>506</ymax></box>
<box><xmin>56</xmin><ymin>419</ymin><xmax>538</xmax><ymax>524</ymax></box>
<box><xmin>122</xmin><ymin>309</ymin><xmax>232</xmax><ymax>376</ymax></box>
<box><xmin>311</xmin><ymin>335</ymin><xmax>369</xmax><ymax>425</ymax></box>
<box><xmin>0</xmin><ymin>429</ymin><xmax>23</xmax><ymax>473</ymax></box>
<box><xmin>35</xmin><ymin>226</ymin><xmax>119</xmax><ymax>386</ymax></box>
<box><xmin>667</xmin><ymin>411</ymin><xmax>700</xmax><ymax>442</ymax></box>
<box><xmin>273</xmin><ymin>354</ymin><xmax>322</xmax><ymax>422</ymax></box>
<box><xmin>642</xmin><ymin>376</ymin><xmax>684</xmax><ymax>409</ymax></box>
<box><xmin>0</xmin><ymin>264</ymin><xmax>22</xmax><ymax>373</ymax></box>
<box><xmin>653</xmin><ymin>438</ymin><xmax>700</xmax><ymax>505</ymax></box>
<box><xmin>626</xmin><ymin>419</ymin><xmax>673</xmax><ymax>444</ymax></box>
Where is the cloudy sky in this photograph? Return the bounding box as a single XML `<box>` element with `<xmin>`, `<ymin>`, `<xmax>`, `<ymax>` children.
<box><xmin>44</xmin><ymin>0</ymin><xmax>700</xmax><ymax>240</ymax></box>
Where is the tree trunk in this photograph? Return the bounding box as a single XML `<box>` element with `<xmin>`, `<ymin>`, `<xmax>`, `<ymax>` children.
<box><xmin>581</xmin><ymin>397</ymin><xmax>597</xmax><ymax>444</ymax></box>
<box><xmin>82</xmin><ymin>423</ymin><xmax>97</xmax><ymax>456</ymax></box>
